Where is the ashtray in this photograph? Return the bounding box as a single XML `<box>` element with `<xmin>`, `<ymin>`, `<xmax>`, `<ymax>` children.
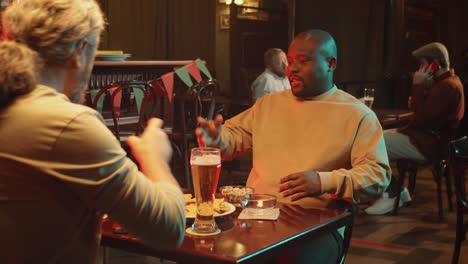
<box><xmin>246</xmin><ymin>194</ymin><xmax>277</xmax><ymax>209</ymax></box>
<box><xmin>219</xmin><ymin>185</ymin><xmax>254</xmax><ymax>207</ymax></box>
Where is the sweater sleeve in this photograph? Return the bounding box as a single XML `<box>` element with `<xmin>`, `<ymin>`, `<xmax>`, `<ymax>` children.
<box><xmin>319</xmin><ymin>112</ymin><xmax>391</xmax><ymax>203</ymax></box>
<box><xmin>49</xmin><ymin>111</ymin><xmax>186</xmax><ymax>249</ymax></box>
<box><xmin>219</xmin><ymin>105</ymin><xmax>255</xmax><ymax>161</ymax></box>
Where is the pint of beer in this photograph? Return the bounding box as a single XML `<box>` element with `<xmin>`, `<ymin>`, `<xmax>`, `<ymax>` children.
<box><xmin>363</xmin><ymin>97</ymin><xmax>374</xmax><ymax>108</ymax></box>
<box><xmin>363</xmin><ymin>88</ymin><xmax>375</xmax><ymax>109</ymax></box>
<box><xmin>191</xmin><ymin>147</ymin><xmax>221</xmax><ymax>233</ymax></box>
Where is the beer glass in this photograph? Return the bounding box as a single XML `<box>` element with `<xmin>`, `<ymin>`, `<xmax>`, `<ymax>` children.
<box><xmin>191</xmin><ymin>147</ymin><xmax>221</xmax><ymax>233</ymax></box>
<box><xmin>363</xmin><ymin>88</ymin><xmax>375</xmax><ymax>109</ymax></box>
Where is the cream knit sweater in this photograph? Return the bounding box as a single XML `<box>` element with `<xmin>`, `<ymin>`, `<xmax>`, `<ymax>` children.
<box><xmin>220</xmin><ymin>86</ymin><xmax>391</xmax><ymax>208</ymax></box>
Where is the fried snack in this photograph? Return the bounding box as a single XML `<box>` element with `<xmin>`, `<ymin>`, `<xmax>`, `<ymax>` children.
<box><xmin>186</xmin><ymin>203</ymin><xmax>197</xmax><ymax>217</ymax></box>
<box><xmin>184</xmin><ymin>194</ymin><xmax>195</xmax><ymax>203</ymax></box>
<box><xmin>185</xmin><ymin>198</ymin><xmax>229</xmax><ymax>218</ymax></box>
<box><xmin>213</xmin><ymin>198</ymin><xmax>228</xmax><ymax>213</ymax></box>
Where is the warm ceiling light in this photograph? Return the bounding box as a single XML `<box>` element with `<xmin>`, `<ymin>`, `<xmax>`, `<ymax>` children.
<box><xmin>223</xmin><ymin>0</ymin><xmax>243</xmax><ymax>5</ymax></box>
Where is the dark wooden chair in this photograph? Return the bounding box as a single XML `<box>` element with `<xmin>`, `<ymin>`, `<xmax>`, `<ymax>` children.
<box><xmin>393</xmin><ymin>131</ymin><xmax>457</xmax><ymax>220</ymax></box>
<box><xmin>450</xmin><ymin>137</ymin><xmax>468</xmax><ymax>263</ymax></box>
<box><xmin>155</xmin><ymin>78</ymin><xmax>221</xmax><ymax>188</ymax></box>
<box><xmin>393</xmin><ymin>158</ymin><xmax>453</xmax><ymax>219</ymax></box>
<box><xmin>91</xmin><ymin>81</ymin><xmax>154</xmax><ymax>143</ymax></box>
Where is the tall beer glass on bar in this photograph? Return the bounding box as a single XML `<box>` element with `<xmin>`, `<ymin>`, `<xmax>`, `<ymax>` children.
<box><xmin>190</xmin><ymin>147</ymin><xmax>221</xmax><ymax>233</ymax></box>
<box><xmin>363</xmin><ymin>88</ymin><xmax>375</xmax><ymax>109</ymax></box>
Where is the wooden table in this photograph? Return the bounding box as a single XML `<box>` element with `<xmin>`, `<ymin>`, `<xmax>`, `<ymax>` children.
<box><xmin>375</xmin><ymin>108</ymin><xmax>413</xmax><ymax>129</ymax></box>
<box><xmin>101</xmin><ymin>204</ymin><xmax>352</xmax><ymax>264</ymax></box>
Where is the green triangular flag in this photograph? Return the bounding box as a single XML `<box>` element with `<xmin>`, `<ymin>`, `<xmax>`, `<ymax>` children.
<box><xmin>175</xmin><ymin>66</ymin><xmax>193</xmax><ymax>87</ymax></box>
<box><xmin>132</xmin><ymin>87</ymin><xmax>144</xmax><ymax>114</ymax></box>
<box><xmin>89</xmin><ymin>89</ymin><xmax>105</xmax><ymax>113</ymax></box>
<box><xmin>195</xmin><ymin>58</ymin><xmax>212</xmax><ymax>79</ymax></box>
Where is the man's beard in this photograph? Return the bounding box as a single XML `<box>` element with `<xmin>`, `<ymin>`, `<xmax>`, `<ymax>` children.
<box><xmin>69</xmin><ymin>75</ymin><xmax>91</xmax><ymax>104</ymax></box>
<box><xmin>72</xmin><ymin>63</ymin><xmax>93</xmax><ymax>104</ymax></box>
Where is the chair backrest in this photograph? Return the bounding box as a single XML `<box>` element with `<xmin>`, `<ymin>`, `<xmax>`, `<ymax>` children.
<box><xmin>91</xmin><ymin>81</ymin><xmax>154</xmax><ymax>141</ymax></box>
<box><xmin>166</xmin><ymin>78</ymin><xmax>220</xmax><ymax>135</ymax></box>
<box><xmin>450</xmin><ymin>137</ymin><xmax>468</xmax><ymax>208</ymax></box>
<box><xmin>194</xmin><ymin>78</ymin><xmax>219</xmax><ymax>120</ymax></box>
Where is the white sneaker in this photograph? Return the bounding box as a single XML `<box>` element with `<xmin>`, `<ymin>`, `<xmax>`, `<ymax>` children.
<box><xmin>365</xmin><ymin>188</ymin><xmax>412</xmax><ymax>215</ymax></box>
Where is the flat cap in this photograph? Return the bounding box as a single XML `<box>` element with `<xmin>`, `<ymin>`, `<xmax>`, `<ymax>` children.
<box><xmin>412</xmin><ymin>42</ymin><xmax>449</xmax><ymax>62</ymax></box>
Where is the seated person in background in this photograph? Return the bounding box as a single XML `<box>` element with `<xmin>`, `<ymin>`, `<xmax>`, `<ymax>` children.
<box><xmin>197</xmin><ymin>29</ymin><xmax>390</xmax><ymax>264</ymax></box>
<box><xmin>251</xmin><ymin>48</ymin><xmax>290</xmax><ymax>102</ymax></box>
<box><xmin>0</xmin><ymin>1</ymin><xmax>185</xmax><ymax>263</ymax></box>
<box><xmin>365</xmin><ymin>42</ymin><xmax>465</xmax><ymax>215</ymax></box>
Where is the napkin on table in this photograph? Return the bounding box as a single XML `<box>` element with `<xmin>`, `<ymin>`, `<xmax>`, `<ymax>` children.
<box><xmin>238</xmin><ymin>208</ymin><xmax>280</xmax><ymax>220</ymax></box>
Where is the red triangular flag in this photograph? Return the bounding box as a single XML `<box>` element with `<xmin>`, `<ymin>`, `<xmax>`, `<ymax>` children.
<box><xmin>187</xmin><ymin>62</ymin><xmax>202</xmax><ymax>82</ymax></box>
<box><xmin>152</xmin><ymin>79</ymin><xmax>167</xmax><ymax>97</ymax></box>
<box><xmin>109</xmin><ymin>86</ymin><xmax>122</xmax><ymax>118</ymax></box>
<box><xmin>161</xmin><ymin>72</ymin><xmax>174</xmax><ymax>103</ymax></box>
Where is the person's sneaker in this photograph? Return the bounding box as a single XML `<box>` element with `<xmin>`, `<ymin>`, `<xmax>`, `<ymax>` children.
<box><xmin>364</xmin><ymin>187</ymin><xmax>412</xmax><ymax>215</ymax></box>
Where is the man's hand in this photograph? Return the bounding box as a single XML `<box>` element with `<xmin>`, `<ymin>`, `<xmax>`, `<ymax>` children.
<box><xmin>278</xmin><ymin>171</ymin><xmax>322</xmax><ymax>201</ymax></box>
<box><xmin>127</xmin><ymin>118</ymin><xmax>179</xmax><ymax>186</ymax></box>
<box><xmin>413</xmin><ymin>63</ymin><xmax>433</xmax><ymax>85</ymax></box>
<box><xmin>195</xmin><ymin>114</ymin><xmax>223</xmax><ymax>147</ymax></box>
<box><xmin>127</xmin><ymin>118</ymin><xmax>172</xmax><ymax>164</ymax></box>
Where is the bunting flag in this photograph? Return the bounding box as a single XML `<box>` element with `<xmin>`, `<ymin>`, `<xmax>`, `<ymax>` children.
<box><xmin>195</xmin><ymin>58</ymin><xmax>212</xmax><ymax>79</ymax></box>
<box><xmin>187</xmin><ymin>61</ymin><xmax>202</xmax><ymax>82</ymax></box>
<box><xmin>152</xmin><ymin>79</ymin><xmax>167</xmax><ymax>97</ymax></box>
<box><xmin>109</xmin><ymin>86</ymin><xmax>122</xmax><ymax>118</ymax></box>
<box><xmin>161</xmin><ymin>72</ymin><xmax>174</xmax><ymax>103</ymax></box>
<box><xmin>132</xmin><ymin>87</ymin><xmax>145</xmax><ymax>114</ymax></box>
<box><xmin>89</xmin><ymin>89</ymin><xmax>105</xmax><ymax>114</ymax></box>
<box><xmin>175</xmin><ymin>66</ymin><xmax>193</xmax><ymax>87</ymax></box>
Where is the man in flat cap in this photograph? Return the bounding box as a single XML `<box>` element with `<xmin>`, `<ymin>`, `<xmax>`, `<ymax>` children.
<box><xmin>366</xmin><ymin>42</ymin><xmax>465</xmax><ymax>215</ymax></box>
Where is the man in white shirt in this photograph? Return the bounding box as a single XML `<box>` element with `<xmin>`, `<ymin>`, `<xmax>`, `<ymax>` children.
<box><xmin>251</xmin><ymin>48</ymin><xmax>291</xmax><ymax>102</ymax></box>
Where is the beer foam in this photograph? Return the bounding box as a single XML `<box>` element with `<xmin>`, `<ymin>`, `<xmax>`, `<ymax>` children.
<box><xmin>192</xmin><ymin>155</ymin><xmax>221</xmax><ymax>165</ymax></box>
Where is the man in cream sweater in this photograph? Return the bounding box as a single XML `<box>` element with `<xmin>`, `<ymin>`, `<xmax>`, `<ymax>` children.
<box><xmin>197</xmin><ymin>29</ymin><xmax>390</xmax><ymax>264</ymax></box>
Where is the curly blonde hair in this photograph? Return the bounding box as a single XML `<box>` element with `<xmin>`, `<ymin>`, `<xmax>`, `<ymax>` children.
<box><xmin>5</xmin><ymin>0</ymin><xmax>104</xmax><ymax>63</ymax></box>
<box><xmin>0</xmin><ymin>0</ymin><xmax>104</xmax><ymax>108</ymax></box>
<box><xmin>0</xmin><ymin>41</ymin><xmax>42</xmax><ymax>108</ymax></box>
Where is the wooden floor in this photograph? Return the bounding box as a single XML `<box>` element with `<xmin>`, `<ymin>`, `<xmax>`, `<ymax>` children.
<box><xmin>347</xmin><ymin>166</ymin><xmax>468</xmax><ymax>264</ymax></box>
<box><xmin>105</xmin><ymin>162</ymin><xmax>468</xmax><ymax>264</ymax></box>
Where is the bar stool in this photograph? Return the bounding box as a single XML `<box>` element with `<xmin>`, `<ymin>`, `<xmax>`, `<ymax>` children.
<box><xmin>450</xmin><ymin>137</ymin><xmax>468</xmax><ymax>263</ymax></box>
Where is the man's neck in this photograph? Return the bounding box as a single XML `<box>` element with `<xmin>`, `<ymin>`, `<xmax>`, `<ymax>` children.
<box><xmin>39</xmin><ymin>66</ymin><xmax>67</xmax><ymax>94</ymax></box>
<box><xmin>300</xmin><ymin>83</ymin><xmax>335</xmax><ymax>100</ymax></box>
<box><xmin>435</xmin><ymin>67</ymin><xmax>450</xmax><ymax>78</ymax></box>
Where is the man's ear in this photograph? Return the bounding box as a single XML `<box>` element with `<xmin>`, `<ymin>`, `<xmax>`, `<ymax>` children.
<box><xmin>327</xmin><ymin>57</ymin><xmax>337</xmax><ymax>72</ymax></box>
<box><xmin>67</xmin><ymin>39</ymin><xmax>89</xmax><ymax>69</ymax></box>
